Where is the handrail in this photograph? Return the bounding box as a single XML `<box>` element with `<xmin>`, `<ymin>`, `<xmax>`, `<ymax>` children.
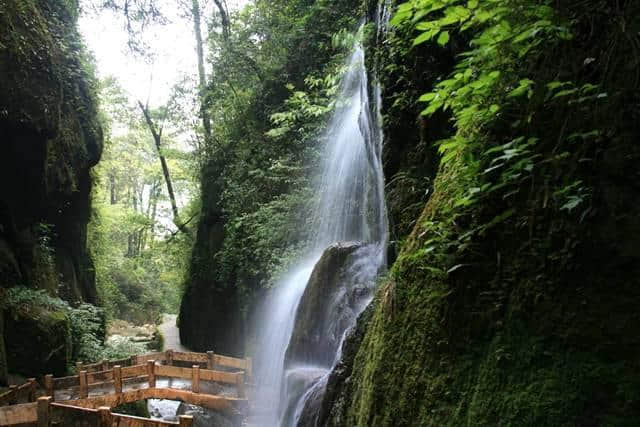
<box><xmin>0</xmin><ymin>379</ymin><xmax>36</xmax><ymax>407</ymax></box>
<box><xmin>0</xmin><ymin>350</ymin><xmax>250</xmax><ymax>426</ymax></box>
<box><xmin>76</xmin><ymin>349</ymin><xmax>252</xmax><ymax>379</ymax></box>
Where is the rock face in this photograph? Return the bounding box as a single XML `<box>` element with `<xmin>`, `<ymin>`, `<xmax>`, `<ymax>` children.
<box><xmin>178</xmin><ymin>164</ymin><xmax>243</xmax><ymax>355</ymax></box>
<box><xmin>284</xmin><ymin>242</ymin><xmax>363</xmax><ymax>368</ymax></box>
<box><xmin>5</xmin><ymin>306</ymin><xmax>72</xmax><ymax>377</ymax></box>
<box><xmin>0</xmin><ymin>1</ymin><xmax>102</xmax><ymax>302</ymax></box>
<box><xmin>0</xmin><ymin>0</ymin><xmax>102</xmax><ymax>378</ymax></box>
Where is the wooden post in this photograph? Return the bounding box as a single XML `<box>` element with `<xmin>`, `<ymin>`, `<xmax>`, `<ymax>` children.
<box><xmin>8</xmin><ymin>385</ymin><xmax>17</xmax><ymax>404</ymax></box>
<box><xmin>37</xmin><ymin>396</ymin><xmax>51</xmax><ymax>427</ymax></box>
<box><xmin>179</xmin><ymin>415</ymin><xmax>194</xmax><ymax>427</ymax></box>
<box><xmin>245</xmin><ymin>357</ymin><xmax>253</xmax><ymax>383</ymax></box>
<box><xmin>236</xmin><ymin>372</ymin><xmax>245</xmax><ymax>398</ymax></box>
<box><xmin>44</xmin><ymin>374</ymin><xmax>53</xmax><ymax>398</ymax></box>
<box><xmin>79</xmin><ymin>370</ymin><xmax>88</xmax><ymax>398</ymax></box>
<box><xmin>207</xmin><ymin>351</ymin><xmax>215</xmax><ymax>370</ymax></box>
<box><xmin>147</xmin><ymin>360</ymin><xmax>156</xmax><ymax>388</ymax></box>
<box><xmin>75</xmin><ymin>361</ymin><xmax>83</xmax><ymax>374</ymax></box>
<box><xmin>102</xmin><ymin>359</ymin><xmax>108</xmax><ymax>371</ymax></box>
<box><xmin>166</xmin><ymin>349</ymin><xmax>173</xmax><ymax>366</ymax></box>
<box><xmin>28</xmin><ymin>378</ymin><xmax>37</xmax><ymax>402</ymax></box>
<box><xmin>130</xmin><ymin>355</ymin><xmax>137</xmax><ymax>367</ymax></box>
<box><xmin>113</xmin><ymin>365</ymin><xmax>122</xmax><ymax>394</ymax></box>
<box><xmin>98</xmin><ymin>406</ymin><xmax>112</xmax><ymax>426</ymax></box>
<box><xmin>192</xmin><ymin>365</ymin><xmax>200</xmax><ymax>394</ymax></box>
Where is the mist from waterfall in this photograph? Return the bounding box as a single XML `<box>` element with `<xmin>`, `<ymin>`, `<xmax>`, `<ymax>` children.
<box><xmin>252</xmin><ymin>15</ymin><xmax>389</xmax><ymax>426</ymax></box>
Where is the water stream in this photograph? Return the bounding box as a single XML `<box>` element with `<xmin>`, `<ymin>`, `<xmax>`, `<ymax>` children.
<box><xmin>252</xmin><ymin>17</ymin><xmax>389</xmax><ymax>425</ymax></box>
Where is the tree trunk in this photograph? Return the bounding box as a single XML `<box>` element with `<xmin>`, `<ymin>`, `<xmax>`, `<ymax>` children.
<box><xmin>192</xmin><ymin>0</ymin><xmax>213</xmax><ymax>146</ymax></box>
<box><xmin>138</xmin><ymin>101</ymin><xmax>191</xmax><ymax>236</ymax></box>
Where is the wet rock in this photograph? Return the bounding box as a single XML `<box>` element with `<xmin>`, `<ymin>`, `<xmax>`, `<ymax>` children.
<box><xmin>284</xmin><ymin>242</ymin><xmax>381</xmax><ymax>368</ymax></box>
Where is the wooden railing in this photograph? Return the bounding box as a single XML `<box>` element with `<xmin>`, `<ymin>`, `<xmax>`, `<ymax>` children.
<box><xmin>0</xmin><ymin>379</ymin><xmax>37</xmax><ymax>407</ymax></box>
<box><xmin>76</xmin><ymin>349</ymin><xmax>253</xmax><ymax>381</ymax></box>
<box><xmin>0</xmin><ymin>350</ymin><xmax>250</xmax><ymax>426</ymax></box>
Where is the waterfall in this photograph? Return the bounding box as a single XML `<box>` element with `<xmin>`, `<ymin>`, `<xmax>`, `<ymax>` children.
<box><xmin>252</xmin><ymin>14</ymin><xmax>389</xmax><ymax>427</ymax></box>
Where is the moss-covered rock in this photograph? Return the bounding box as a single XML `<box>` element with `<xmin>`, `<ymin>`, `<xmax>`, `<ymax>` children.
<box><xmin>0</xmin><ymin>0</ymin><xmax>102</xmax><ymax>302</ymax></box>
<box><xmin>322</xmin><ymin>1</ymin><xmax>640</xmax><ymax>426</ymax></box>
<box><xmin>5</xmin><ymin>306</ymin><xmax>71</xmax><ymax>377</ymax></box>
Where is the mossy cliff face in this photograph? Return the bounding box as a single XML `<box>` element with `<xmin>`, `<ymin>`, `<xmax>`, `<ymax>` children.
<box><xmin>5</xmin><ymin>305</ymin><xmax>72</xmax><ymax>377</ymax></box>
<box><xmin>0</xmin><ymin>0</ymin><xmax>102</xmax><ymax>301</ymax></box>
<box><xmin>0</xmin><ymin>0</ymin><xmax>102</xmax><ymax>380</ymax></box>
<box><xmin>322</xmin><ymin>1</ymin><xmax>640</xmax><ymax>426</ymax></box>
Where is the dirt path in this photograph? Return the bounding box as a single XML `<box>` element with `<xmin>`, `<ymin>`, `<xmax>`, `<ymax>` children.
<box><xmin>158</xmin><ymin>314</ymin><xmax>188</xmax><ymax>352</ymax></box>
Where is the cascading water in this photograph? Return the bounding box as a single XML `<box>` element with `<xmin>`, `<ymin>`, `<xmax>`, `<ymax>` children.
<box><xmin>252</xmin><ymin>14</ymin><xmax>390</xmax><ymax>426</ymax></box>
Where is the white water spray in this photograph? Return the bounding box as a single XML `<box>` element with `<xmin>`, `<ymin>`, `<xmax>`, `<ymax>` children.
<box><xmin>252</xmin><ymin>22</ymin><xmax>389</xmax><ymax>427</ymax></box>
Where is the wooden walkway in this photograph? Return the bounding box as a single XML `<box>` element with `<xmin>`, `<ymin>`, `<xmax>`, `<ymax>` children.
<box><xmin>0</xmin><ymin>350</ymin><xmax>252</xmax><ymax>426</ymax></box>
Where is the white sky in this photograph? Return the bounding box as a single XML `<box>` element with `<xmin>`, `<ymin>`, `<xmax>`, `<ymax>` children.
<box><xmin>79</xmin><ymin>0</ymin><xmax>251</xmax><ymax>107</ymax></box>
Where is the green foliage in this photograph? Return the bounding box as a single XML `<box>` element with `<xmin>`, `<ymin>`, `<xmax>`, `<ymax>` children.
<box><xmin>89</xmin><ymin>76</ymin><xmax>195</xmax><ymax>324</ymax></box>
<box><xmin>2</xmin><ymin>288</ymin><xmax>111</xmax><ymax>368</ymax></box>
<box><xmin>334</xmin><ymin>0</ymin><xmax>640</xmax><ymax>425</ymax></box>
<box><xmin>187</xmin><ymin>0</ymin><xmax>362</xmax><ymax>313</ymax></box>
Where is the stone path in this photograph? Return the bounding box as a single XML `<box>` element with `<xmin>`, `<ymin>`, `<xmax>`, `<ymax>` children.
<box><xmin>158</xmin><ymin>314</ymin><xmax>189</xmax><ymax>352</ymax></box>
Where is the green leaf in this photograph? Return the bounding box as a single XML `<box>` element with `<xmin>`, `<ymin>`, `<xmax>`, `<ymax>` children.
<box><xmin>437</xmin><ymin>31</ymin><xmax>450</xmax><ymax>46</ymax></box>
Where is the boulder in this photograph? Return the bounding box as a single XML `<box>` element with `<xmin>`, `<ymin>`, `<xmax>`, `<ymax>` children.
<box><xmin>5</xmin><ymin>307</ymin><xmax>71</xmax><ymax>377</ymax></box>
<box><xmin>284</xmin><ymin>242</ymin><xmax>381</xmax><ymax>369</ymax></box>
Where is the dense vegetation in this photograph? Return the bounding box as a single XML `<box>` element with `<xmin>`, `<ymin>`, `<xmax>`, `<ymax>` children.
<box><xmin>179</xmin><ymin>0</ymin><xmax>364</xmax><ymax>355</ymax></box>
<box><xmin>2</xmin><ymin>0</ymin><xmax>640</xmax><ymax>425</ymax></box>
<box><xmin>321</xmin><ymin>0</ymin><xmax>640</xmax><ymax>425</ymax></box>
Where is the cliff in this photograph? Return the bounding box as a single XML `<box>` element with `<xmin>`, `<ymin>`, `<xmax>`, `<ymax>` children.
<box><xmin>323</xmin><ymin>1</ymin><xmax>640</xmax><ymax>425</ymax></box>
<box><xmin>0</xmin><ymin>0</ymin><xmax>103</xmax><ymax>382</ymax></box>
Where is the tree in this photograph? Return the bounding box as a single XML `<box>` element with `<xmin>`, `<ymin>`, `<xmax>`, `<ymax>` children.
<box><xmin>138</xmin><ymin>101</ymin><xmax>192</xmax><ymax>237</ymax></box>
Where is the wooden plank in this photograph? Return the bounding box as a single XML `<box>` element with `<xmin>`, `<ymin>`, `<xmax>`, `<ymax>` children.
<box><xmin>52</xmin><ymin>374</ymin><xmax>80</xmax><ymax>389</ymax></box>
<box><xmin>0</xmin><ymin>402</ymin><xmax>37</xmax><ymax>425</ymax></box>
<box><xmin>65</xmin><ymin>388</ymin><xmax>248</xmax><ymax>415</ymax></box>
<box><xmin>98</xmin><ymin>406</ymin><xmax>112</xmax><ymax>426</ymax></box>
<box><xmin>79</xmin><ymin>370</ymin><xmax>88</xmax><ymax>398</ymax></box>
<box><xmin>122</xmin><ymin>364</ymin><xmax>147</xmax><ymax>378</ymax></box>
<box><xmin>199</xmin><ymin>369</ymin><xmax>238</xmax><ymax>385</ymax></box>
<box><xmin>138</xmin><ymin>352</ymin><xmax>166</xmax><ymax>363</ymax></box>
<box><xmin>192</xmin><ymin>366</ymin><xmax>200</xmax><ymax>394</ymax></box>
<box><xmin>37</xmin><ymin>396</ymin><xmax>51</xmax><ymax>427</ymax></box>
<box><xmin>81</xmin><ymin>361</ymin><xmax>103</xmax><ymax>373</ymax></box>
<box><xmin>88</xmin><ymin>379</ymin><xmax>114</xmax><ymax>392</ymax></box>
<box><xmin>147</xmin><ymin>361</ymin><xmax>156</xmax><ymax>388</ymax></box>
<box><xmin>173</xmin><ymin>352</ymin><xmax>208</xmax><ymax>364</ymax></box>
<box><xmin>155</xmin><ymin>365</ymin><xmax>191</xmax><ymax>380</ymax></box>
<box><xmin>214</xmin><ymin>354</ymin><xmax>248</xmax><ymax>370</ymax></box>
<box><xmin>114</xmin><ymin>366</ymin><xmax>123</xmax><ymax>394</ymax></box>
<box><xmin>122</xmin><ymin>375</ymin><xmax>150</xmax><ymax>387</ymax></box>
<box><xmin>44</xmin><ymin>375</ymin><xmax>53</xmax><ymax>398</ymax></box>
<box><xmin>87</xmin><ymin>369</ymin><xmax>114</xmax><ymax>385</ymax></box>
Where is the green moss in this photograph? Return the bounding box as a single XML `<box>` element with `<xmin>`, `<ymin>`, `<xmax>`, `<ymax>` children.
<box><xmin>328</xmin><ymin>1</ymin><xmax>640</xmax><ymax>424</ymax></box>
<box><xmin>5</xmin><ymin>305</ymin><xmax>72</xmax><ymax>377</ymax></box>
